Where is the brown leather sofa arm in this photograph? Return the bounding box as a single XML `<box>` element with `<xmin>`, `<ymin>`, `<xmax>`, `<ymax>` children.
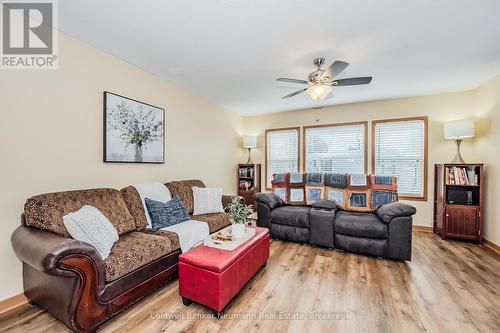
<box><xmin>222</xmin><ymin>194</ymin><xmax>244</xmax><ymax>210</ymax></box>
<box><xmin>11</xmin><ymin>226</ymin><xmax>112</xmax><ymax>332</ymax></box>
<box><xmin>11</xmin><ymin>226</ymin><xmax>105</xmax><ymax>278</ymax></box>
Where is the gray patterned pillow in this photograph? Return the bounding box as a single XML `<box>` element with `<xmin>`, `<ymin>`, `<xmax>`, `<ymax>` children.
<box><xmin>145</xmin><ymin>196</ymin><xmax>190</xmax><ymax>231</ymax></box>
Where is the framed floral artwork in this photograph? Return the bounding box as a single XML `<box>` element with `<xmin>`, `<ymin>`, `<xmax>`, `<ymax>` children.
<box><xmin>104</xmin><ymin>91</ymin><xmax>165</xmax><ymax>163</ymax></box>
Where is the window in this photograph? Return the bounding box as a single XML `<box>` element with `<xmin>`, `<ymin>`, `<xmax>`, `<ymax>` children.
<box><xmin>373</xmin><ymin>117</ymin><xmax>428</xmax><ymax>200</ymax></box>
<box><xmin>265</xmin><ymin>127</ymin><xmax>300</xmax><ymax>188</ymax></box>
<box><xmin>304</xmin><ymin>122</ymin><xmax>367</xmax><ymax>174</ymax></box>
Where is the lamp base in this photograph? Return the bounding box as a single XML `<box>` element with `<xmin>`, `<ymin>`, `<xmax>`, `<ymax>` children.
<box><xmin>246</xmin><ymin>148</ymin><xmax>253</xmax><ymax>164</ymax></box>
<box><xmin>451</xmin><ymin>139</ymin><xmax>465</xmax><ymax>164</ymax></box>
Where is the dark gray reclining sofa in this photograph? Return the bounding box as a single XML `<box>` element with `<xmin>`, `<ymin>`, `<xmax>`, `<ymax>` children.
<box><xmin>254</xmin><ymin>193</ymin><xmax>416</xmax><ymax>260</ymax></box>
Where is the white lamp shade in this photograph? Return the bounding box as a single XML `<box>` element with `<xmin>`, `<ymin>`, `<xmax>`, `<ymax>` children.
<box><xmin>306</xmin><ymin>84</ymin><xmax>332</xmax><ymax>101</ymax></box>
<box><xmin>444</xmin><ymin>119</ymin><xmax>475</xmax><ymax>139</ymax></box>
<box><xmin>243</xmin><ymin>135</ymin><xmax>257</xmax><ymax>148</ymax></box>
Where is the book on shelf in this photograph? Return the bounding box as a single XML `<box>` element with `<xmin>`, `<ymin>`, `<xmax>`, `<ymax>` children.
<box><xmin>239</xmin><ymin>180</ymin><xmax>253</xmax><ymax>191</ymax></box>
<box><xmin>239</xmin><ymin>167</ymin><xmax>254</xmax><ymax>178</ymax></box>
<box><xmin>445</xmin><ymin>166</ymin><xmax>478</xmax><ymax>186</ymax></box>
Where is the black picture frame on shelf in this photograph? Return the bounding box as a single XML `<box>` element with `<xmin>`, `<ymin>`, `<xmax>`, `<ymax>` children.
<box><xmin>103</xmin><ymin>91</ymin><xmax>165</xmax><ymax>164</ymax></box>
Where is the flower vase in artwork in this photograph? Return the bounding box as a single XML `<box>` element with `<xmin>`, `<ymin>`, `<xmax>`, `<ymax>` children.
<box><xmin>134</xmin><ymin>143</ymin><xmax>143</xmax><ymax>162</ymax></box>
<box><xmin>107</xmin><ymin>97</ymin><xmax>163</xmax><ymax>163</ymax></box>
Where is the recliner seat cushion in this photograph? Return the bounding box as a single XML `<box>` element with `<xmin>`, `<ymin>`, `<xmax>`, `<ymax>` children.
<box><xmin>104</xmin><ymin>231</ymin><xmax>177</xmax><ymax>282</ymax></box>
<box><xmin>270</xmin><ymin>224</ymin><xmax>309</xmax><ymax>243</ymax></box>
<box><xmin>270</xmin><ymin>206</ymin><xmax>311</xmax><ymax>228</ymax></box>
<box><xmin>335</xmin><ymin>234</ymin><xmax>388</xmax><ymax>257</ymax></box>
<box><xmin>334</xmin><ymin>210</ymin><xmax>388</xmax><ymax>239</ymax></box>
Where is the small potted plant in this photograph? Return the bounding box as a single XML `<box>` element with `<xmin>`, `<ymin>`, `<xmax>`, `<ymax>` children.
<box><xmin>227</xmin><ymin>199</ymin><xmax>254</xmax><ymax>239</ymax></box>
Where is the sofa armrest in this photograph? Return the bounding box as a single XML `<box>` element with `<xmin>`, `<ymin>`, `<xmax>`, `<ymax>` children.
<box><xmin>254</xmin><ymin>192</ymin><xmax>284</xmax><ymax>210</ymax></box>
<box><xmin>375</xmin><ymin>202</ymin><xmax>416</xmax><ymax>223</ymax></box>
<box><xmin>11</xmin><ymin>226</ymin><xmax>105</xmax><ymax>277</ymax></box>
<box><xmin>387</xmin><ymin>216</ymin><xmax>413</xmax><ymax>260</ymax></box>
<box><xmin>222</xmin><ymin>194</ymin><xmax>244</xmax><ymax>211</ymax></box>
<box><xmin>255</xmin><ymin>202</ymin><xmax>271</xmax><ymax>229</ymax></box>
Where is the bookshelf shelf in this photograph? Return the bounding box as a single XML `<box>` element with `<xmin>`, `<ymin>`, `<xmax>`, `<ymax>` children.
<box><xmin>446</xmin><ymin>184</ymin><xmax>480</xmax><ymax>187</ymax></box>
<box><xmin>434</xmin><ymin>163</ymin><xmax>483</xmax><ymax>242</ymax></box>
<box><xmin>237</xmin><ymin>164</ymin><xmax>261</xmax><ymax>209</ymax></box>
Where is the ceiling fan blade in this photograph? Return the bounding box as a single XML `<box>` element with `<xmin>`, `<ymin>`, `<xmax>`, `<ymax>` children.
<box><xmin>277</xmin><ymin>78</ymin><xmax>309</xmax><ymax>84</ymax></box>
<box><xmin>282</xmin><ymin>88</ymin><xmax>307</xmax><ymax>99</ymax></box>
<box><xmin>320</xmin><ymin>61</ymin><xmax>349</xmax><ymax>80</ymax></box>
<box><xmin>332</xmin><ymin>77</ymin><xmax>372</xmax><ymax>86</ymax></box>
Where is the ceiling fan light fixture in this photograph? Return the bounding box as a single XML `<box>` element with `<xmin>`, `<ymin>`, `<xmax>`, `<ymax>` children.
<box><xmin>307</xmin><ymin>84</ymin><xmax>331</xmax><ymax>101</ymax></box>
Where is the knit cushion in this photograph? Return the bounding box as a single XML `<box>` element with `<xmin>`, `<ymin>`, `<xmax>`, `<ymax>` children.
<box><xmin>145</xmin><ymin>196</ymin><xmax>191</xmax><ymax>231</ymax></box>
<box><xmin>63</xmin><ymin>205</ymin><xmax>119</xmax><ymax>260</ymax></box>
<box><xmin>192</xmin><ymin>187</ymin><xmax>225</xmax><ymax>215</ymax></box>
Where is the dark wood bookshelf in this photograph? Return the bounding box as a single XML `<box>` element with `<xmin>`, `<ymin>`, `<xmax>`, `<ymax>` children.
<box><xmin>237</xmin><ymin>164</ymin><xmax>261</xmax><ymax>209</ymax></box>
<box><xmin>433</xmin><ymin>163</ymin><xmax>484</xmax><ymax>242</ymax></box>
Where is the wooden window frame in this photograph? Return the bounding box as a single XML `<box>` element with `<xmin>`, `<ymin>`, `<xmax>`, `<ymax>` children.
<box><xmin>265</xmin><ymin>127</ymin><xmax>301</xmax><ymax>191</ymax></box>
<box><xmin>371</xmin><ymin>116</ymin><xmax>429</xmax><ymax>201</ymax></box>
<box><xmin>303</xmin><ymin>121</ymin><xmax>368</xmax><ymax>174</ymax></box>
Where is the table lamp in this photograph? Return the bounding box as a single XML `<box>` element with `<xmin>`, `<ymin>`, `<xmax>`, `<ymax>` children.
<box><xmin>444</xmin><ymin>119</ymin><xmax>474</xmax><ymax>164</ymax></box>
<box><xmin>243</xmin><ymin>135</ymin><xmax>257</xmax><ymax>164</ymax></box>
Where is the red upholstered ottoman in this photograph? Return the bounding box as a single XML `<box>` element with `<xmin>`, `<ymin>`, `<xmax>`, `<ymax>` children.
<box><xmin>179</xmin><ymin>227</ymin><xmax>270</xmax><ymax>317</ymax></box>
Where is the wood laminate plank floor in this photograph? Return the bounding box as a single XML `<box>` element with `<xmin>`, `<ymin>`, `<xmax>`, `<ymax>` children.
<box><xmin>1</xmin><ymin>232</ymin><xmax>499</xmax><ymax>333</ymax></box>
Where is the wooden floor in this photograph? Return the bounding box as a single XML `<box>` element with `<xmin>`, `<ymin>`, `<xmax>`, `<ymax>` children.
<box><xmin>1</xmin><ymin>231</ymin><xmax>499</xmax><ymax>333</ymax></box>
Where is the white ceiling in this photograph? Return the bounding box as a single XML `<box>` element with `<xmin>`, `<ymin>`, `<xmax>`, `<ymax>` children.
<box><xmin>58</xmin><ymin>0</ymin><xmax>500</xmax><ymax>115</ymax></box>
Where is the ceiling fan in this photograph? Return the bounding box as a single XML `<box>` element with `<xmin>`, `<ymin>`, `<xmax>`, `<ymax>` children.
<box><xmin>277</xmin><ymin>58</ymin><xmax>372</xmax><ymax>101</ymax></box>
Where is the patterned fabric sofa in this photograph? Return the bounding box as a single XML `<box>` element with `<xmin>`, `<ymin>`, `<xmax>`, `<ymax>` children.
<box><xmin>10</xmin><ymin>180</ymin><xmax>239</xmax><ymax>333</ymax></box>
<box><xmin>255</xmin><ymin>172</ymin><xmax>416</xmax><ymax>261</ymax></box>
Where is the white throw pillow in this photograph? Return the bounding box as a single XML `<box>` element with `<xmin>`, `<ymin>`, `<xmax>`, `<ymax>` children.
<box><xmin>192</xmin><ymin>186</ymin><xmax>224</xmax><ymax>215</ymax></box>
<box><xmin>63</xmin><ymin>205</ymin><xmax>119</xmax><ymax>260</ymax></box>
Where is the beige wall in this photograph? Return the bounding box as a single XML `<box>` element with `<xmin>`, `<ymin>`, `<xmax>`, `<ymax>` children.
<box><xmin>474</xmin><ymin>75</ymin><xmax>500</xmax><ymax>245</ymax></box>
<box><xmin>0</xmin><ymin>28</ymin><xmax>497</xmax><ymax>302</ymax></box>
<box><xmin>243</xmin><ymin>82</ymin><xmax>498</xmax><ymax>240</ymax></box>
<box><xmin>0</xmin><ymin>33</ymin><xmax>244</xmax><ymax>300</ymax></box>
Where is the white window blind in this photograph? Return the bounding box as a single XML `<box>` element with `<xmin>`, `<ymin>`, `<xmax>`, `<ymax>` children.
<box><xmin>305</xmin><ymin>123</ymin><xmax>366</xmax><ymax>174</ymax></box>
<box><xmin>374</xmin><ymin>119</ymin><xmax>426</xmax><ymax>198</ymax></box>
<box><xmin>266</xmin><ymin>129</ymin><xmax>299</xmax><ymax>188</ymax></box>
